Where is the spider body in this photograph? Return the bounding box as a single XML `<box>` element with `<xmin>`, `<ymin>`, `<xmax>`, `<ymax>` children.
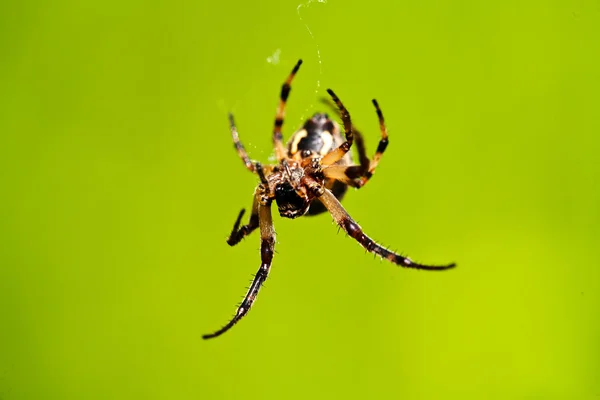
<box><xmin>288</xmin><ymin>113</ymin><xmax>337</xmax><ymax>159</ymax></box>
<box><xmin>203</xmin><ymin>60</ymin><xmax>456</xmax><ymax>340</ymax></box>
<box><xmin>286</xmin><ymin>112</ymin><xmax>351</xmax><ymax>216</ymax></box>
<box><xmin>269</xmin><ymin>159</ymin><xmax>318</xmax><ymax>219</ymax></box>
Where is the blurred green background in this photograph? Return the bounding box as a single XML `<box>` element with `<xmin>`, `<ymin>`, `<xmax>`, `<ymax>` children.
<box><xmin>1</xmin><ymin>0</ymin><xmax>599</xmax><ymax>398</ymax></box>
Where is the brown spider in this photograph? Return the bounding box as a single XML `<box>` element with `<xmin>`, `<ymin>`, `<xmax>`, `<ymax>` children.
<box><xmin>203</xmin><ymin>59</ymin><xmax>455</xmax><ymax>339</ymax></box>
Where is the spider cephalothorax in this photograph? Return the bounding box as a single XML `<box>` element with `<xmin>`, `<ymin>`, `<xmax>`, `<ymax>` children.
<box><xmin>269</xmin><ymin>161</ymin><xmax>315</xmax><ymax>219</ymax></box>
<box><xmin>203</xmin><ymin>60</ymin><xmax>456</xmax><ymax>340</ymax></box>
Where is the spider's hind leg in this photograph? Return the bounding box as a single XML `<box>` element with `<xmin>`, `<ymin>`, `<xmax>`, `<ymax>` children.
<box><xmin>321</xmin><ymin>89</ymin><xmax>354</xmax><ymax>167</ymax></box>
<box><xmin>354</xmin><ymin>99</ymin><xmax>389</xmax><ymax>187</ymax></box>
<box><xmin>322</xmin><ymin>99</ymin><xmax>390</xmax><ymax>188</ymax></box>
<box><xmin>229</xmin><ymin>113</ymin><xmax>256</xmax><ymax>173</ymax></box>
<box><xmin>273</xmin><ymin>59</ymin><xmax>303</xmax><ymax>161</ymax></box>
<box><xmin>319</xmin><ymin>95</ymin><xmax>369</xmax><ymax>173</ymax></box>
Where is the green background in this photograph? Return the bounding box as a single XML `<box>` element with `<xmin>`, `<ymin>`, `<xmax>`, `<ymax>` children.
<box><xmin>1</xmin><ymin>0</ymin><xmax>599</xmax><ymax>398</ymax></box>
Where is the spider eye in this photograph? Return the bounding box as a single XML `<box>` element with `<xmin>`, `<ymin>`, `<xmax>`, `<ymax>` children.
<box><xmin>274</xmin><ymin>182</ymin><xmax>309</xmax><ymax>219</ymax></box>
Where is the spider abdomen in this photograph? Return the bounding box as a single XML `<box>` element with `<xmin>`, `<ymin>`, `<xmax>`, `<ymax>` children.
<box><xmin>286</xmin><ymin>113</ymin><xmax>353</xmax><ymax>216</ymax></box>
<box><xmin>288</xmin><ymin>113</ymin><xmax>337</xmax><ymax>159</ymax></box>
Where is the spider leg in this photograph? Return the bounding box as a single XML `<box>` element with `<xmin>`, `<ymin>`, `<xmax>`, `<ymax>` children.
<box><xmin>323</xmin><ymin>99</ymin><xmax>389</xmax><ymax>188</ymax></box>
<box><xmin>273</xmin><ymin>59</ymin><xmax>303</xmax><ymax>162</ymax></box>
<box><xmin>255</xmin><ymin>162</ymin><xmax>269</xmax><ymax>187</ymax></box>
<box><xmin>321</xmin><ymin>89</ymin><xmax>354</xmax><ymax>167</ymax></box>
<box><xmin>355</xmin><ymin>99</ymin><xmax>389</xmax><ymax>187</ymax></box>
<box><xmin>226</xmin><ymin>162</ymin><xmax>270</xmax><ymax>246</ymax></box>
<box><xmin>319</xmin><ymin>95</ymin><xmax>369</xmax><ymax>172</ymax></box>
<box><xmin>229</xmin><ymin>113</ymin><xmax>256</xmax><ymax>173</ymax></box>
<box><xmin>203</xmin><ymin>201</ymin><xmax>276</xmax><ymax>339</ymax></box>
<box><xmin>227</xmin><ymin>196</ymin><xmax>259</xmax><ymax>246</ymax></box>
<box><xmin>321</xmin><ymin>165</ymin><xmax>362</xmax><ymax>188</ymax></box>
<box><xmin>318</xmin><ymin>188</ymin><xmax>455</xmax><ymax>270</ymax></box>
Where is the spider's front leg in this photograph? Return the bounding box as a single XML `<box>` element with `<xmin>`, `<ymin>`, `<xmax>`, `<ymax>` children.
<box><xmin>318</xmin><ymin>188</ymin><xmax>455</xmax><ymax>270</ymax></box>
<box><xmin>203</xmin><ymin>200</ymin><xmax>276</xmax><ymax>339</ymax></box>
<box><xmin>227</xmin><ymin>162</ymin><xmax>271</xmax><ymax>246</ymax></box>
<box><xmin>227</xmin><ymin>196</ymin><xmax>259</xmax><ymax>246</ymax></box>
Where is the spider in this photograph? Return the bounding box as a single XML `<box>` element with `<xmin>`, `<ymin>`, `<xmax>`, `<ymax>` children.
<box><xmin>203</xmin><ymin>59</ymin><xmax>456</xmax><ymax>339</ymax></box>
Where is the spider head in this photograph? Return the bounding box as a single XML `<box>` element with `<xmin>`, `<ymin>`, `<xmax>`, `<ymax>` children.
<box><xmin>274</xmin><ymin>181</ymin><xmax>310</xmax><ymax>219</ymax></box>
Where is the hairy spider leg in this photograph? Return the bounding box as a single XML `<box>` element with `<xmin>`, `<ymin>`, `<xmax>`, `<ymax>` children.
<box><xmin>319</xmin><ymin>95</ymin><xmax>370</xmax><ymax>172</ymax></box>
<box><xmin>321</xmin><ymin>89</ymin><xmax>354</xmax><ymax>166</ymax></box>
<box><xmin>227</xmin><ymin>196</ymin><xmax>259</xmax><ymax>246</ymax></box>
<box><xmin>203</xmin><ymin>201</ymin><xmax>276</xmax><ymax>339</ymax></box>
<box><xmin>255</xmin><ymin>162</ymin><xmax>269</xmax><ymax>187</ymax></box>
<box><xmin>226</xmin><ymin>161</ymin><xmax>269</xmax><ymax>246</ymax></box>
<box><xmin>356</xmin><ymin>99</ymin><xmax>389</xmax><ymax>186</ymax></box>
<box><xmin>273</xmin><ymin>59</ymin><xmax>303</xmax><ymax>162</ymax></box>
<box><xmin>323</xmin><ymin>99</ymin><xmax>390</xmax><ymax>188</ymax></box>
<box><xmin>318</xmin><ymin>188</ymin><xmax>456</xmax><ymax>270</ymax></box>
<box><xmin>229</xmin><ymin>113</ymin><xmax>256</xmax><ymax>173</ymax></box>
